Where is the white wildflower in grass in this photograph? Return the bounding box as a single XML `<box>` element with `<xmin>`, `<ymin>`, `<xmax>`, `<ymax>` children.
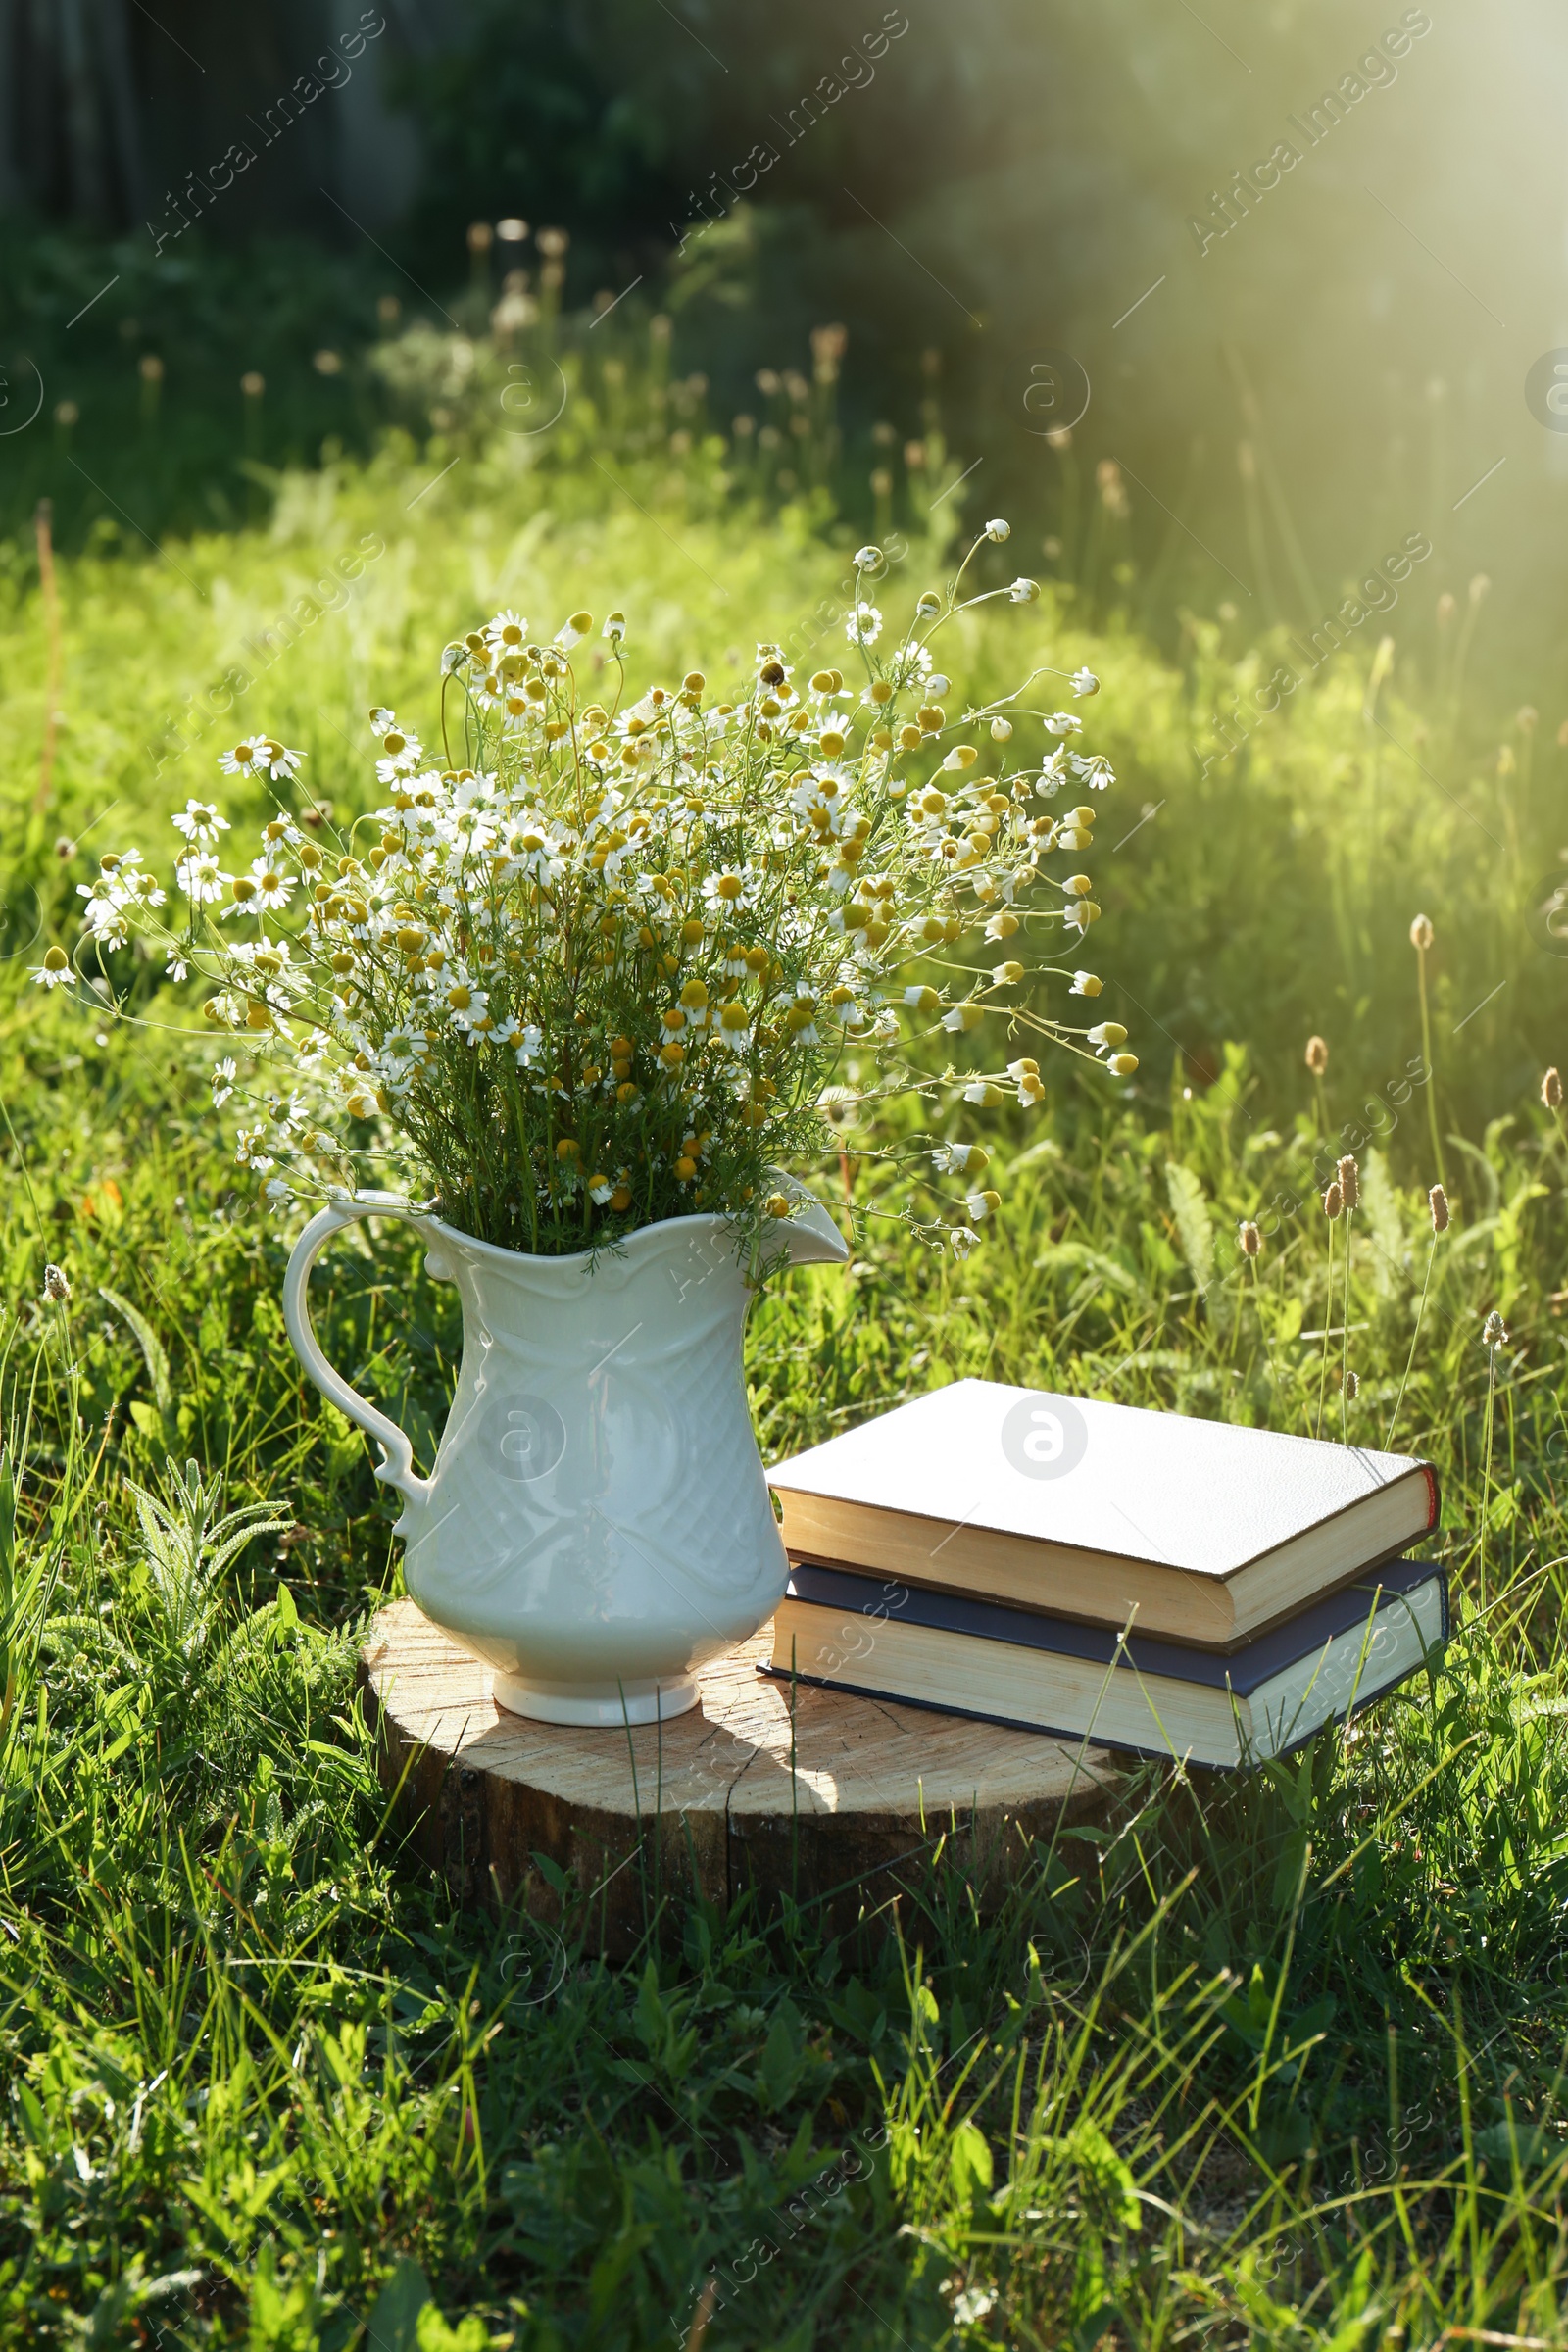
<box><xmin>61</xmin><ymin>533</ymin><xmax>1132</xmax><ymax>1258</ymax></box>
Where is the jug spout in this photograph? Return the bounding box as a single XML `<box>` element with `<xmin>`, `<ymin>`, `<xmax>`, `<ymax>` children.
<box><xmin>762</xmin><ymin>1176</ymin><xmax>850</xmax><ymax>1273</ymax></box>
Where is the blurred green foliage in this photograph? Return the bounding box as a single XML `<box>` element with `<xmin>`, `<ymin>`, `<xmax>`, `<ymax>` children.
<box><xmin>387</xmin><ymin>0</ymin><xmax>1568</xmax><ymax>676</ymax></box>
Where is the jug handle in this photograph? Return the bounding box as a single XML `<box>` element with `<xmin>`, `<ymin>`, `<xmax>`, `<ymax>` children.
<box><xmin>282</xmin><ymin>1191</ymin><xmax>435</xmax><ymax>1512</ymax></box>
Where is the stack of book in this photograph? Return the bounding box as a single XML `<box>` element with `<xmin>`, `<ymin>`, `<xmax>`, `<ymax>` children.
<box><xmin>763</xmin><ymin>1380</ymin><xmax>1446</xmax><ymax>1769</ymax></box>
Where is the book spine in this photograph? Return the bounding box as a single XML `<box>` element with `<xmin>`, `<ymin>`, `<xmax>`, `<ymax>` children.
<box><xmin>1421</xmin><ymin>1461</ymin><xmax>1442</xmax><ymax>1534</ymax></box>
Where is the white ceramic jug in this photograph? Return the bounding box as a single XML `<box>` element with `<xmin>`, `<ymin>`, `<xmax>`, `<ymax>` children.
<box><xmin>282</xmin><ymin>1188</ymin><xmax>847</xmax><ymax>1724</ymax></box>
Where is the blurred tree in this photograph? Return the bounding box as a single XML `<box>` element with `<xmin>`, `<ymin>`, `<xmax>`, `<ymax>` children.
<box><xmin>0</xmin><ymin>0</ymin><xmax>147</xmax><ymax>221</ymax></box>
<box><xmin>0</xmin><ymin>1</ymin><xmax>424</xmax><ymax>238</ymax></box>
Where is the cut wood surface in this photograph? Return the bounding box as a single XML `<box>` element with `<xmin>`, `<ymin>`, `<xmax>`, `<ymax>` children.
<box><xmin>360</xmin><ymin>1599</ymin><xmax>1118</xmax><ymax>1957</ymax></box>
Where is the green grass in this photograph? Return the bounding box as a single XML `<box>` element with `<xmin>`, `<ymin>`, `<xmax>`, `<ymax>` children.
<box><xmin>3</xmin><ymin>391</ymin><xmax>1568</xmax><ymax>2349</ymax></box>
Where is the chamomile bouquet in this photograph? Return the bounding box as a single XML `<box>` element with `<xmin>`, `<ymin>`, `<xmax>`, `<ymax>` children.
<box><xmin>49</xmin><ymin>524</ymin><xmax>1134</xmax><ymax>1258</ymax></box>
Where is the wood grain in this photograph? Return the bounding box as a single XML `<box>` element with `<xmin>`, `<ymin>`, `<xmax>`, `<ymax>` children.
<box><xmin>360</xmin><ymin>1599</ymin><xmax>1118</xmax><ymax>1957</ymax></box>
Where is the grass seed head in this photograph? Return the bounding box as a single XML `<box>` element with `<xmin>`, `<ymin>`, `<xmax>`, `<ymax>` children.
<box><xmin>1544</xmin><ymin>1066</ymin><xmax>1562</xmax><ymax>1109</ymax></box>
<box><xmin>1337</xmin><ymin>1153</ymin><xmax>1359</xmax><ymax>1210</ymax></box>
<box><xmin>1429</xmin><ymin>1182</ymin><xmax>1449</xmax><ymax>1233</ymax></box>
<box><xmin>1304</xmin><ymin>1033</ymin><xmax>1329</xmax><ymax>1075</ymax></box>
<box><xmin>1323</xmin><ymin>1181</ymin><xmax>1343</xmax><ymax>1220</ymax></box>
<box><xmin>1409</xmin><ymin>912</ymin><xmax>1434</xmax><ymax>951</ymax></box>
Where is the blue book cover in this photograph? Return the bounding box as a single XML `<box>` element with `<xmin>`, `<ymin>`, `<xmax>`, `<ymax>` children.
<box><xmin>764</xmin><ymin>1557</ymin><xmax>1448</xmax><ymax>1765</ymax></box>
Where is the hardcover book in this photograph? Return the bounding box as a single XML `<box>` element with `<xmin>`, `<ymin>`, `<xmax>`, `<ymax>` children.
<box><xmin>765</xmin><ymin>1557</ymin><xmax>1448</xmax><ymax>1769</ymax></box>
<box><xmin>766</xmin><ymin>1380</ymin><xmax>1440</xmax><ymax>1648</ymax></box>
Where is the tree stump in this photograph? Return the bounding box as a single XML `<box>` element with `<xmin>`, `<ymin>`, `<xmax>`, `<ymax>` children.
<box><xmin>360</xmin><ymin>1599</ymin><xmax>1118</xmax><ymax>1958</ymax></box>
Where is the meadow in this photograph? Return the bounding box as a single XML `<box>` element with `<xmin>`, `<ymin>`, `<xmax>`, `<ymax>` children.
<box><xmin>2</xmin><ymin>301</ymin><xmax>1568</xmax><ymax>2349</ymax></box>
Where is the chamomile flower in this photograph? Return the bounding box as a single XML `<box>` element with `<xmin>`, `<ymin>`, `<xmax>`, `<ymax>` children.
<box><xmin>246</xmin><ymin>857</ymin><xmax>295</xmax><ymax>912</ymax></box>
<box><xmin>485</xmin><ymin>610</ymin><xmax>529</xmax><ymax>654</ymax></box>
<box><xmin>1045</xmin><ymin>711</ymin><xmax>1084</xmax><ymax>738</ymax></box>
<box><xmin>505</xmin><ymin>825</ymin><xmax>567</xmax><ymax>885</ymax></box>
<box><xmin>884</xmin><ymin>638</ymin><xmax>932</xmax><ymax>691</ymax></box>
<box><xmin>31</xmin><ymin>946</ymin><xmax>71</xmax><ymax>989</ymax></box>
<box><xmin>172</xmin><ymin>799</ymin><xmax>231</xmax><ymax>843</ymax></box>
<box><xmin>264</xmin><ymin>739</ymin><xmax>305</xmax><ymax>781</ymax></box>
<box><xmin>846</xmin><ymin>602</ymin><xmax>882</xmax><ymax>649</ymax></box>
<box><xmin>233</xmin><ymin>738</ymin><xmax>302</xmax><ymax>782</ymax></box>
<box><xmin>176</xmin><ymin>852</ymin><xmax>230</xmax><ymax>906</ymax></box>
<box><xmin>711</xmin><ymin>1004</ymin><xmax>753</xmax><ymax>1054</ymax></box>
<box><xmin>442</xmin><ymin>980</ymin><xmax>489</xmax><ymax>1033</ymax></box>
<box><xmin>1039</xmin><ymin>746</ymin><xmax>1069</xmax><ymax>796</ymax></box>
<box><xmin>217</xmin><ymin>741</ymin><xmax>268</xmax><ymax>781</ymax></box>
<box><xmin>211</xmin><ymin>1056</ymin><xmax>238</xmax><ymax>1106</ymax></box>
<box><xmin>930</xmin><ymin>1140</ymin><xmax>986</xmax><ymax>1176</ymax></box>
<box><xmin>1071</xmin><ymin>667</ymin><xmax>1100</xmax><ymax>697</ymax></box>
<box><xmin>375</xmin><ymin>731</ymin><xmax>424</xmax><ymax>782</ymax></box>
